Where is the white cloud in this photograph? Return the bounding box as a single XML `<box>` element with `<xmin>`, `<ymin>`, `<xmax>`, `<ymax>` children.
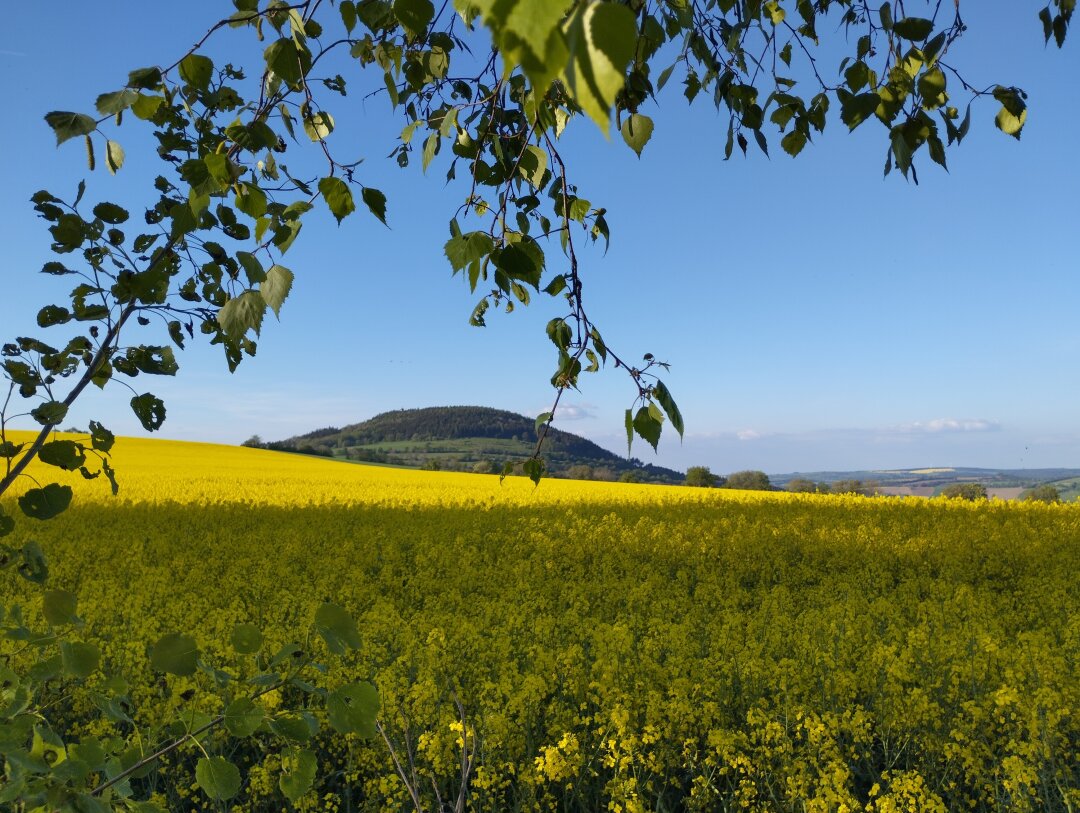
<box><xmin>736</xmin><ymin>429</ymin><xmax>762</xmax><ymax>441</ymax></box>
<box><xmin>552</xmin><ymin>403</ymin><xmax>596</xmax><ymax>421</ymax></box>
<box><xmin>895</xmin><ymin>418</ymin><xmax>1001</xmax><ymax>434</ymax></box>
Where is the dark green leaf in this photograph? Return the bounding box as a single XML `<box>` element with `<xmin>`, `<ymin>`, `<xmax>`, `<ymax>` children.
<box><xmin>394</xmin><ymin>0</ymin><xmax>435</xmax><ymax>38</ymax></box>
<box><xmin>61</xmin><ymin>641</ymin><xmax>100</xmax><ymax>679</ymax></box>
<box><xmin>130</xmin><ymin>393</ymin><xmax>166</xmax><ymax>432</ymax></box>
<box><xmin>18</xmin><ymin>484</ymin><xmax>73</xmax><ymax>521</ymax></box>
<box><xmin>38</xmin><ymin>440</ymin><xmax>86</xmax><ymax>471</ymax></box>
<box><xmin>523</xmin><ymin>457</ymin><xmax>545</xmax><ymax>485</ymax></box>
<box><xmin>127</xmin><ymin>67</ymin><xmax>162</xmax><ymax>89</ymax></box>
<box><xmin>150</xmin><ymin>632</ymin><xmax>199</xmax><ymax>676</ymax></box>
<box><xmin>269</xmin><ymin>711</ymin><xmax>318</xmax><ymax>742</ymax></box>
<box><xmin>326</xmin><ymin>681</ymin><xmax>380</xmax><ymax>737</ymax></box>
<box><xmin>632</xmin><ymin>406</ymin><xmax>662</xmax><ymax>452</ymax></box>
<box><xmin>43</xmin><ymin>589</ymin><xmax>79</xmax><ymax>626</ymax></box>
<box><xmin>652</xmin><ymin>380</ymin><xmax>684</xmax><ymax>439</ymax></box>
<box><xmin>44</xmin><ymin>112</ymin><xmax>96</xmax><ymax>146</ymax></box>
<box><xmin>89</xmin><ymin>420</ymin><xmax>115</xmax><ymax>453</ymax></box>
<box><xmin>224</xmin><ymin>697</ymin><xmax>265</xmax><ymax>737</ymax></box>
<box><xmin>36</xmin><ymin>305</ymin><xmax>71</xmax><ymax>328</ymax></box>
<box><xmin>780</xmin><ymin>130</ymin><xmax>807</xmax><ymax>156</ymax></box>
<box><xmin>361</xmin><ymin>187</ymin><xmax>388</xmax><ymax>225</ymax></box>
<box><xmin>534</xmin><ymin>411</ymin><xmax>552</xmax><ymax>437</ymax></box>
<box><xmin>892</xmin><ymin>17</ymin><xmax>933</xmax><ymax>41</ymax></box>
<box><xmin>280</xmin><ymin>747</ymin><xmax>318</xmax><ymax>802</ymax></box>
<box><xmin>314</xmin><ymin>602</ymin><xmax>362</xmax><ymax>654</ymax></box>
<box><xmin>231</xmin><ymin>623</ymin><xmax>264</xmax><ymax>654</ymax></box>
<box><xmin>195</xmin><ymin>756</ymin><xmax>241</xmax><ymax>801</ymax></box>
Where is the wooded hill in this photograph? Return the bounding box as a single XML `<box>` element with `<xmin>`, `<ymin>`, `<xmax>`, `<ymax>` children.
<box><xmin>274</xmin><ymin>406</ymin><xmax>685</xmax><ymax>483</ymax></box>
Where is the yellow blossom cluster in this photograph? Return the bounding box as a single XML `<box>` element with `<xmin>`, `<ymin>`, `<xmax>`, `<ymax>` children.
<box><xmin>3</xmin><ymin>432</ymin><xmax>1078</xmax><ymax>810</ymax></box>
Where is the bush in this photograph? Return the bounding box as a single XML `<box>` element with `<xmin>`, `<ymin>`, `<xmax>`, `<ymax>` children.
<box><xmin>940</xmin><ymin>482</ymin><xmax>988</xmax><ymax>500</ymax></box>
<box><xmin>1024</xmin><ymin>484</ymin><xmax>1062</xmax><ymax>503</ymax></box>
<box><xmin>724</xmin><ymin>470</ymin><xmax>772</xmax><ymax>491</ymax></box>
<box><xmin>685</xmin><ymin>466</ymin><xmax>722</xmax><ymax>488</ymax></box>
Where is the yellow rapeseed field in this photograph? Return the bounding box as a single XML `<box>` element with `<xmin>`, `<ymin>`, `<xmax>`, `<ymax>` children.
<box><xmin>3</xmin><ymin>431</ymin><xmax>1078</xmax><ymax>811</ymax></box>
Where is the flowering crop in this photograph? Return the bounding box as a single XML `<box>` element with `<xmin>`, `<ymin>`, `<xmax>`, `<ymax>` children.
<box><xmin>3</xmin><ymin>432</ymin><xmax>1078</xmax><ymax>811</ymax></box>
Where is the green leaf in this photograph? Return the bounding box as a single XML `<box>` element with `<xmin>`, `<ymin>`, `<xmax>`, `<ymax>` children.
<box><xmin>318</xmin><ymin>176</ymin><xmax>355</xmax><ymax>224</ymax></box>
<box><xmin>93</xmin><ymin>202</ymin><xmax>129</xmax><ymax>224</ymax></box>
<box><xmin>327</xmin><ymin>682</ymin><xmax>381</xmax><ymax>737</ymax></box>
<box><xmin>219</xmin><ymin>290</ymin><xmax>267</xmax><ymax>338</ymax></box>
<box><xmin>561</xmin><ymin>1</ymin><xmax>637</xmax><ymax>132</ymax></box>
<box><xmin>265</xmin><ymin>38</ymin><xmax>312</xmax><ymax>89</ymax></box>
<box><xmin>37</xmin><ymin>305</ymin><xmax>71</xmax><ymax>327</ymax></box>
<box><xmin>422</xmin><ymin>132</ymin><xmax>438</xmax><ymax>172</ymax></box>
<box><xmin>269</xmin><ymin>712</ymin><xmax>317</xmax><ymax>742</ymax></box>
<box><xmin>127</xmin><ymin>66</ymin><xmax>162</xmax><ymax>89</ymax></box>
<box><xmin>236</xmin><ymin>183</ymin><xmax>269</xmax><ymax>218</ymax></box>
<box><xmin>61</xmin><ymin>641</ymin><xmax>101</xmax><ymax>679</ymax></box>
<box><xmin>394</xmin><ymin>0</ymin><xmax>435</xmax><ymax>38</ymax></box>
<box><xmin>260</xmin><ymin>265</ymin><xmax>295</xmax><ymax>319</ymax></box>
<box><xmin>632</xmin><ymin>406</ymin><xmax>662</xmax><ymax>452</ymax></box>
<box><xmin>518</xmin><ymin>145</ymin><xmax>548</xmax><ymax>187</ymax></box>
<box><xmin>839</xmin><ymin>89</ymin><xmax>881</xmax><ymax>130</ymax></box>
<box><xmin>535</xmin><ymin>411</ymin><xmax>553</xmax><ymax>436</ymax></box>
<box><xmin>995</xmin><ymin>105</ymin><xmax>1027</xmax><ymax>138</ymax></box>
<box><xmin>95</xmin><ymin>89</ymin><xmax>137</xmax><ymax>116</ymax></box>
<box><xmin>892</xmin><ymin>17</ymin><xmax>933</xmax><ymax>41</ymax></box>
<box><xmin>314</xmin><ymin>602</ymin><xmax>361</xmax><ymax>654</ymax></box>
<box><xmin>780</xmin><ymin>130</ymin><xmax>807</xmax><ymax>156</ymax></box>
<box><xmin>523</xmin><ymin>457</ymin><xmax>545</xmax><ymax>485</ymax></box>
<box><xmin>130</xmin><ymin>93</ymin><xmax>164</xmax><ymax>120</ymax></box>
<box><xmin>497</xmin><ymin>0</ymin><xmax>569</xmax><ymax>90</ymax></box>
<box><xmin>89</xmin><ymin>420</ymin><xmax>114</xmax><ymax>453</ymax></box>
<box><xmin>620</xmin><ymin>113</ymin><xmax>654</xmax><ymax>157</ymax></box>
<box><xmin>43</xmin><ymin>589</ymin><xmax>79</xmax><ymax>626</ymax></box>
<box><xmin>150</xmin><ymin>632</ymin><xmax>199</xmax><ymax>676</ymax></box>
<box><xmin>18</xmin><ymin>541</ymin><xmax>49</xmax><ymax>582</ymax></box>
<box><xmin>130</xmin><ymin>393</ymin><xmax>167</xmax><ymax>432</ymax></box>
<box><xmin>302</xmin><ymin>108</ymin><xmax>335</xmax><ymax>141</ymax></box>
<box><xmin>546</xmin><ymin>318</ymin><xmax>572</xmax><ymax>350</ymax></box>
<box><xmin>361</xmin><ymin>187</ymin><xmax>388</xmax><ymax>225</ymax></box>
<box><xmin>879</xmin><ymin>2</ymin><xmax>893</xmax><ymax>31</ymax></box>
<box><xmin>18</xmin><ymin>484</ymin><xmax>73</xmax><ymax>520</ymax></box>
<box><xmin>39</xmin><ymin>440</ymin><xmax>86</xmax><ymax>471</ymax></box>
<box><xmin>179</xmin><ymin>54</ymin><xmax>214</xmax><ymax>90</ymax></box>
<box><xmin>652</xmin><ymin>380</ymin><xmax>684</xmax><ymax>439</ymax></box>
<box><xmin>231</xmin><ymin>623</ymin><xmax>264</xmax><ymax>654</ymax></box>
<box><xmin>44</xmin><ymin>112</ymin><xmax>96</xmax><ymax>146</ymax></box>
<box><xmin>237</xmin><ymin>252</ymin><xmax>266</xmax><ymax>285</ymax></box>
<box><xmin>764</xmin><ymin>0</ymin><xmax>785</xmax><ymax>24</ymax></box>
<box><xmin>195</xmin><ymin>756</ymin><xmax>241</xmax><ymax>801</ymax></box>
<box><xmin>224</xmin><ymin>697</ymin><xmax>265</xmax><ymax>737</ymax></box>
<box><xmin>280</xmin><ymin>747</ymin><xmax>318</xmax><ymax>802</ymax></box>
<box><xmin>0</xmin><ymin>506</ymin><xmax>14</xmax><ymax>537</ymax></box>
<box><xmin>105</xmin><ymin>141</ymin><xmax>125</xmax><ymax>174</ymax></box>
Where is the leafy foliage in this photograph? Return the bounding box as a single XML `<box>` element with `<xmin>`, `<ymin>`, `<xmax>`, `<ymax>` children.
<box><xmin>0</xmin><ymin>1</ymin><xmax>1073</xmax><ymax>810</ymax></box>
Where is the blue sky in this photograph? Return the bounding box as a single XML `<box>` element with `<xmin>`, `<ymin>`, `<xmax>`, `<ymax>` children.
<box><xmin>3</xmin><ymin>3</ymin><xmax>1078</xmax><ymax>474</ymax></box>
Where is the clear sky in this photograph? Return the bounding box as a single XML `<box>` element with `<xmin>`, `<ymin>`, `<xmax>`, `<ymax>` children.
<box><xmin>3</xmin><ymin>3</ymin><xmax>1078</xmax><ymax>474</ymax></box>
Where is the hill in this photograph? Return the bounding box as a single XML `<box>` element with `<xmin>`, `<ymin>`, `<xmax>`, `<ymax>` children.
<box><xmin>273</xmin><ymin>406</ymin><xmax>685</xmax><ymax>483</ymax></box>
<box><xmin>772</xmin><ymin>466</ymin><xmax>1080</xmax><ymax>499</ymax></box>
